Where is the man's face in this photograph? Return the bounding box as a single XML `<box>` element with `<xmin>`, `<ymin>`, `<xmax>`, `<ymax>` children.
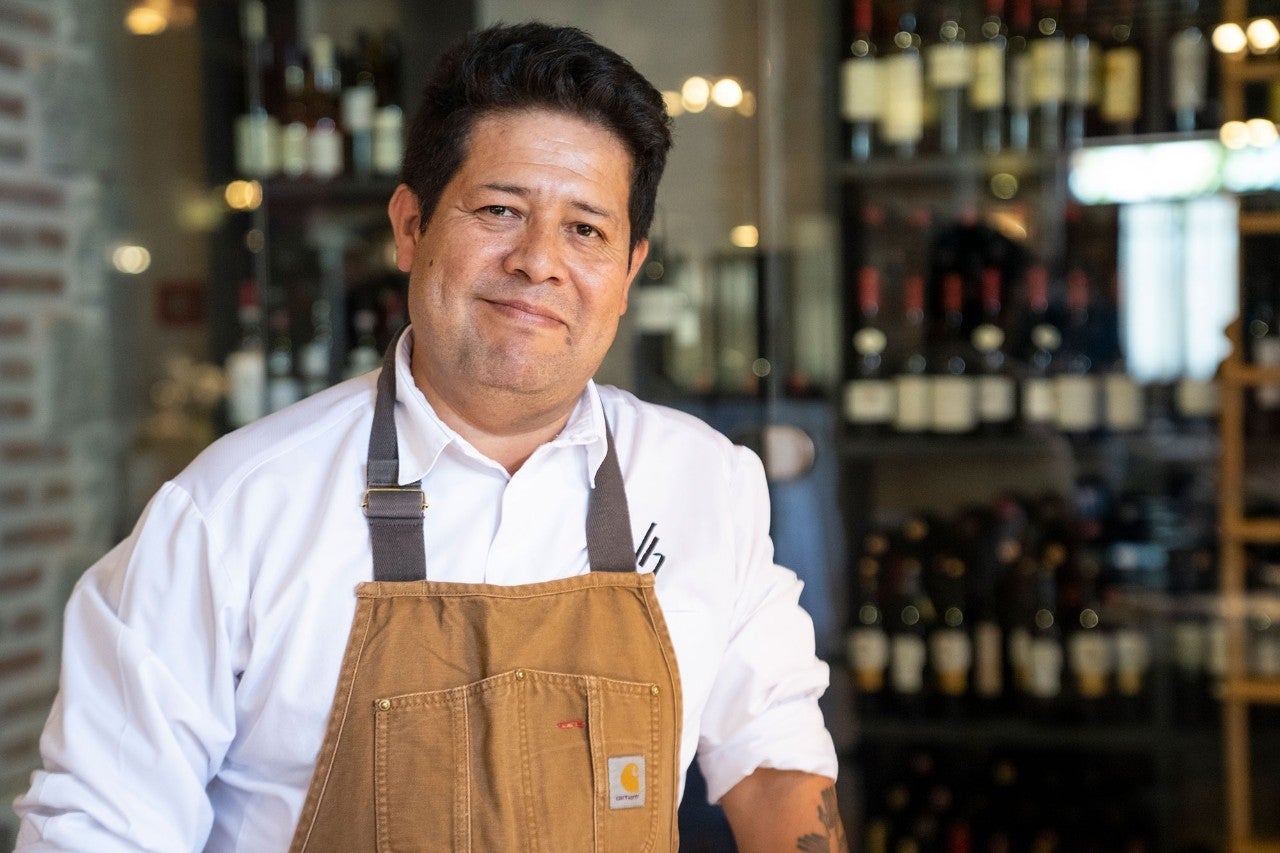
<box><xmin>389</xmin><ymin>108</ymin><xmax>648</xmax><ymax>412</ymax></box>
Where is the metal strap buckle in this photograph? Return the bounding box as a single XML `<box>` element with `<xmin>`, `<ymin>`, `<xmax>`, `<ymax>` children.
<box><xmin>362</xmin><ymin>486</ymin><xmax>428</xmax><ymax>517</ymax></box>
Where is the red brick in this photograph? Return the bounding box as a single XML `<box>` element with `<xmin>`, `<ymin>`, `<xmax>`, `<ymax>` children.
<box><xmin>0</xmin><ymin>484</ymin><xmax>28</xmax><ymax>508</ymax></box>
<box><xmin>33</xmin><ymin>227</ymin><xmax>65</xmax><ymax>250</ymax></box>
<box><xmin>0</xmin><ymin>180</ymin><xmax>64</xmax><ymax>210</ymax></box>
<box><xmin>0</xmin><ymin>136</ymin><xmax>25</xmax><ymax>163</ymax></box>
<box><xmin>0</xmin><ymin>317</ymin><xmax>29</xmax><ymax>339</ymax></box>
<box><xmin>0</xmin><ymin>6</ymin><xmax>55</xmax><ymax>37</ymax></box>
<box><xmin>1</xmin><ymin>442</ymin><xmax>67</xmax><ymax>463</ymax></box>
<box><xmin>1</xmin><ymin>732</ymin><xmax>40</xmax><ymax>763</ymax></box>
<box><xmin>0</xmin><ymin>566</ymin><xmax>42</xmax><ymax>594</ymax></box>
<box><xmin>0</xmin><ymin>272</ymin><xmax>62</xmax><ymax>294</ymax></box>
<box><xmin>2</xmin><ymin>521</ymin><xmax>74</xmax><ymax>549</ymax></box>
<box><xmin>0</xmin><ymin>648</ymin><xmax>43</xmax><ymax>678</ymax></box>
<box><xmin>40</xmin><ymin>480</ymin><xmax>71</xmax><ymax>503</ymax></box>
<box><xmin>0</xmin><ymin>358</ymin><xmax>33</xmax><ymax>380</ymax></box>
<box><xmin>0</xmin><ymin>686</ymin><xmax>57</xmax><ymax>718</ymax></box>
<box><xmin>0</xmin><ymin>91</ymin><xmax>23</xmax><ymax>121</ymax></box>
<box><xmin>6</xmin><ymin>608</ymin><xmax>44</xmax><ymax>635</ymax></box>
<box><xmin>0</xmin><ymin>398</ymin><xmax>32</xmax><ymax>420</ymax></box>
<box><xmin>0</xmin><ymin>44</ymin><xmax>22</xmax><ymax>72</ymax></box>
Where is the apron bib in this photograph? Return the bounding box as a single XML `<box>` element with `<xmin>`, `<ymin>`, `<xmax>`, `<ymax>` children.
<box><xmin>289</xmin><ymin>330</ymin><xmax>682</xmax><ymax>852</ymax></box>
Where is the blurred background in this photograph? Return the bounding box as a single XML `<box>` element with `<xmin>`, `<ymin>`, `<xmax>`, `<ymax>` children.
<box><xmin>3</xmin><ymin>0</ymin><xmax>1280</xmax><ymax>849</ymax></box>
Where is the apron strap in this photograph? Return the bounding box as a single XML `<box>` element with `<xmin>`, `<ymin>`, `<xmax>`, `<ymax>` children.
<box><xmin>365</xmin><ymin>326</ymin><xmax>635</xmax><ymax>581</ymax></box>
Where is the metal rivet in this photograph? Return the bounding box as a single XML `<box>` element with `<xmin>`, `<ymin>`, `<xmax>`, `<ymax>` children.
<box><xmin>515</xmin><ymin>669</ymin><xmax>525</xmax><ymax>680</ymax></box>
<box><xmin>378</xmin><ymin>699</ymin><xmax>391</xmax><ymax>711</ymax></box>
<box><xmin>650</xmin><ymin>684</ymin><xmax>659</xmax><ymax>695</ymax></box>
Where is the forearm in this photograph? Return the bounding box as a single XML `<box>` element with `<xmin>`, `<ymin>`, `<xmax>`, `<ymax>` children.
<box><xmin>719</xmin><ymin>768</ymin><xmax>847</xmax><ymax>853</ymax></box>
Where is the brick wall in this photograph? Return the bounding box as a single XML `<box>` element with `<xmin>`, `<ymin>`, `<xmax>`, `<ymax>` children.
<box><xmin>0</xmin><ymin>0</ymin><xmax>121</xmax><ymax>834</ymax></box>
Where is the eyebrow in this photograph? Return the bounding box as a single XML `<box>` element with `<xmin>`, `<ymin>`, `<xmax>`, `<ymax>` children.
<box><xmin>481</xmin><ymin>183</ymin><xmax>616</xmax><ymax>222</ymax></box>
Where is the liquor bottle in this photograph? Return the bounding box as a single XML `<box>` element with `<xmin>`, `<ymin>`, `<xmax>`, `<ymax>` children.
<box><xmin>848</xmin><ymin>531</ymin><xmax>892</xmax><ymax>714</ymax></box>
<box><xmin>1028</xmin><ymin>0</ymin><xmax>1067</xmax><ymax>152</ymax></box>
<box><xmin>266</xmin><ymin>307</ymin><xmax>301</xmax><ymax>413</ymax></box>
<box><xmin>226</xmin><ymin>281</ymin><xmax>266</xmax><ymax>428</ymax></box>
<box><xmin>930</xmin><ymin>272</ymin><xmax>978</xmax><ymax>434</ymax></box>
<box><xmin>846</xmin><ymin>267</ymin><xmax>896</xmax><ymax>434</ymax></box>
<box><xmin>1248</xmin><ymin>272</ymin><xmax>1280</xmax><ymax>432</ymax></box>
<box><xmin>895</xmin><ymin>273</ymin><xmax>933</xmax><ymax>433</ymax></box>
<box><xmin>300</xmin><ymin>298</ymin><xmax>333</xmax><ymax>396</ymax></box>
<box><xmin>973</xmin><ymin>503</ymin><xmax>1018</xmax><ymax>714</ymax></box>
<box><xmin>372</xmin><ymin>31</ymin><xmax>405</xmax><ymax>177</ymax></box>
<box><xmin>341</xmin><ymin>37</ymin><xmax>378</xmax><ymax>178</ymax></box>
<box><xmin>889</xmin><ymin>518</ymin><xmax>935</xmax><ymax>716</ymax></box>
<box><xmin>1113</xmin><ymin>614</ymin><xmax>1152</xmax><ymax>720</ymax></box>
<box><xmin>1053</xmin><ymin>269</ymin><xmax>1100</xmax><ymax>434</ymax></box>
<box><xmin>233</xmin><ymin>0</ymin><xmax>280</xmax><ymax>179</ymax></box>
<box><xmin>971</xmin><ymin>0</ymin><xmax>1008</xmax><ymax>154</ymax></box>
<box><xmin>1169</xmin><ymin>0</ymin><xmax>1211</xmax><ymax>132</ymax></box>
<box><xmin>841</xmin><ymin>0</ymin><xmax>881</xmax><ymax>161</ymax></box>
<box><xmin>1019</xmin><ymin>264</ymin><xmax>1060</xmax><ymax>431</ymax></box>
<box><xmin>1168</xmin><ymin>542</ymin><xmax>1213</xmax><ymax>725</ymax></box>
<box><xmin>925</xmin><ymin>0</ymin><xmax>973</xmax><ymax>155</ymax></box>
<box><xmin>308</xmin><ymin>35</ymin><xmax>344</xmax><ymax>180</ymax></box>
<box><xmin>973</xmin><ymin>267</ymin><xmax>1017</xmax><ymax>433</ymax></box>
<box><xmin>1026</xmin><ymin>550</ymin><xmax>1065</xmax><ymax>719</ymax></box>
<box><xmin>881</xmin><ymin>0</ymin><xmax>926</xmax><ymax>158</ymax></box>
<box><xmin>1064</xmin><ymin>555</ymin><xmax>1112</xmax><ymax>721</ymax></box>
<box><xmin>1063</xmin><ymin>0</ymin><xmax>1098</xmax><ymax>147</ymax></box>
<box><xmin>1100</xmin><ymin>273</ymin><xmax>1145</xmax><ymax>432</ymax></box>
<box><xmin>1100</xmin><ymin>0</ymin><xmax>1142</xmax><ymax>136</ymax></box>
<box><xmin>928</xmin><ymin>546</ymin><xmax>974</xmax><ymax>717</ymax></box>
<box><xmin>346</xmin><ymin>308</ymin><xmax>381</xmax><ymax>378</ymax></box>
<box><xmin>279</xmin><ymin>45</ymin><xmax>311</xmax><ymax>179</ymax></box>
<box><xmin>1005</xmin><ymin>0</ymin><xmax>1035</xmax><ymax>152</ymax></box>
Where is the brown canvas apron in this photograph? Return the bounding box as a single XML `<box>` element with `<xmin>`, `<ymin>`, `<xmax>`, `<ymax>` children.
<box><xmin>289</xmin><ymin>331</ymin><xmax>682</xmax><ymax>852</ymax></box>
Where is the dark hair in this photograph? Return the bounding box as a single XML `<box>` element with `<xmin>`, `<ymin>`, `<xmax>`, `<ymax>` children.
<box><xmin>401</xmin><ymin>22</ymin><xmax>672</xmax><ymax>253</ymax></box>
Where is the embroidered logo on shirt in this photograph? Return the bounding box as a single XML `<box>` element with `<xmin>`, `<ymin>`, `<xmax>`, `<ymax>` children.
<box><xmin>636</xmin><ymin>522</ymin><xmax>665</xmax><ymax>573</ymax></box>
<box><xmin>607</xmin><ymin>755</ymin><xmax>645</xmax><ymax>809</ymax></box>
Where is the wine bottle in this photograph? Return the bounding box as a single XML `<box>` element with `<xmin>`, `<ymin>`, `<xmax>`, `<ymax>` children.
<box><xmin>1019</xmin><ymin>264</ymin><xmax>1060</xmax><ymax>431</ymax></box>
<box><xmin>1065</xmin><ymin>555</ymin><xmax>1112</xmax><ymax>722</ymax></box>
<box><xmin>841</xmin><ymin>0</ymin><xmax>881</xmax><ymax>161</ymax></box>
<box><xmin>930</xmin><ymin>272</ymin><xmax>978</xmax><ymax>434</ymax></box>
<box><xmin>346</xmin><ymin>308</ymin><xmax>381</xmax><ymax>378</ymax></box>
<box><xmin>895</xmin><ymin>273</ymin><xmax>933</xmax><ymax>433</ymax></box>
<box><xmin>881</xmin><ymin>0</ymin><xmax>926</xmax><ymax>158</ymax></box>
<box><xmin>1248</xmin><ymin>272</ymin><xmax>1280</xmax><ymax>429</ymax></box>
<box><xmin>1100</xmin><ymin>273</ymin><xmax>1145</xmax><ymax>432</ymax></box>
<box><xmin>340</xmin><ymin>37</ymin><xmax>378</xmax><ymax>178</ymax></box>
<box><xmin>279</xmin><ymin>45</ymin><xmax>311</xmax><ymax>179</ymax></box>
<box><xmin>308</xmin><ymin>35</ymin><xmax>344</xmax><ymax>180</ymax></box>
<box><xmin>226</xmin><ymin>281</ymin><xmax>267</xmax><ymax>428</ymax></box>
<box><xmin>233</xmin><ymin>0</ymin><xmax>280</xmax><ymax>179</ymax></box>
<box><xmin>300</xmin><ymin>298</ymin><xmax>333</xmax><ymax>396</ymax></box>
<box><xmin>890</xmin><ymin>518</ymin><xmax>935</xmax><ymax>716</ymax></box>
<box><xmin>929</xmin><ymin>547</ymin><xmax>974</xmax><ymax>717</ymax></box>
<box><xmin>1053</xmin><ymin>269</ymin><xmax>1100</xmax><ymax>434</ymax></box>
<box><xmin>1063</xmin><ymin>0</ymin><xmax>1098</xmax><ymax>147</ymax></box>
<box><xmin>846</xmin><ymin>267</ymin><xmax>896</xmax><ymax>434</ymax></box>
<box><xmin>848</xmin><ymin>530</ymin><xmax>892</xmax><ymax>715</ymax></box>
<box><xmin>1029</xmin><ymin>0</ymin><xmax>1067</xmax><ymax>152</ymax></box>
<box><xmin>266</xmin><ymin>307</ymin><xmax>301</xmax><ymax>413</ymax></box>
<box><xmin>1169</xmin><ymin>542</ymin><xmax>1213</xmax><ymax>726</ymax></box>
<box><xmin>971</xmin><ymin>0</ymin><xmax>1008</xmax><ymax>154</ymax></box>
<box><xmin>925</xmin><ymin>0</ymin><xmax>973</xmax><ymax>155</ymax></box>
<box><xmin>1026</xmin><ymin>549</ymin><xmax>1065</xmax><ymax>720</ymax></box>
<box><xmin>1005</xmin><ymin>0</ymin><xmax>1035</xmax><ymax>152</ymax></box>
<box><xmin>1169</xmin><ymin>0</ymin><xmax>1211</xmax><ymax>133</ymax></box>
<box><xmin>973</xmin><ymin>267</ymin><xmax>1017</xmax><ymax>433</ymax></box>
<box><xmin>1100</xmin><ymin>0</ymin><xmax>1141</xmax><ymax>136</ymax></box>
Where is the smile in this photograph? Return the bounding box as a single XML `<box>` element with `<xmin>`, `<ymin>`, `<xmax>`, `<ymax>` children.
<box><xmin>482</xmin><ymin>298</ymin><xmax>565</xmax><ymax>328</ymax></box>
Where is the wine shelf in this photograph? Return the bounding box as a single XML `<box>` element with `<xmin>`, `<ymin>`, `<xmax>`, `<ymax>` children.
<box><xmin>1238</xmin><ymin>211</ymin><xmax>1280</xmax><ymax>236</ymax></box>
<box><xmin>852</xmin><ymin>715</ymin><xmax>1203</xmax><ymax>753</ymax></box>
<box><xmin>1222</xmin><ymin>677</ymin><xmax>1280</xmax><ymax>705</ymax></box>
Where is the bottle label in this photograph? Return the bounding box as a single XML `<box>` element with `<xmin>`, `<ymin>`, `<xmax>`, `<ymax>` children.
<box><xmin>1170</xmin><ymin>29</ymin><xmax>1209</xmax><ymax>113</ymax></box>
<box><xmin>841</xmin><ymin>56</ymin><xmax>881</xmax><ymax>121</ymax></box>
<box><xmin>267</xmin><ymin>376</ymin><xmax>302</xmax><ymax>413</ymax></box>
<box><xmin>1008</xmin><ymin>51</ymin><xmax>1032</xmax><ymax>112</ymax></box>
<box><xmin>1206</xmin><ymin>620</ymin><xmax>1226</xmax><ymax>677</ymax></box>
<box><xmin>881</xmin><ymin>53</ymin><xmax>925</xmax><ymax>144</ymax></box>
<box><xmin>894</xmin><ymin>374</ymin><xmax>932</xmax><ymax>431</ymax></box>
<box><xmin>280</xmin><ymin>122</ymin><xmax>309</xmax><ymax>177</ymax></box>
<box><xmin>890</xmin><ymin>634</ymin><xmax>928</xmax><ymax>694</ymax></box>
<box><xmin>1175</xmin><ymin>377</ymin><xmax>1219</xmax><ymax>418</ymax></box>
<box><xmin>1068</xmin><ymin>38</ymin><xmax>1098</xmax><ymax>106</ymax></box>
<box><xmin>1009</xmin><ymin>626</ymin><xmax>1032</xmax><ymax>689</ymax></box>
<box><xmin>373</xmin><ymin>106</ymin><xmax>405</xmax><ymax>176</ymax></box>
<box><xmin>1028</xmin><ymin>637</ymin><xmax>1064</xmax><ymax>698</ymax></box>
<box><xmin>308</xmin><ymin>122</ymin><xmax>344</xmax><ymax>179</ymax></box>
<box><xmin>226</xmin><ymin>349</ymin><xmax>266</xmax><ymax>427</ymax></box>
<box><xmin>1114</xmin><ymin>628</ymin><xmax>1150</xmax><ymax>696</ymax></box>
<box><xmin>978</xmin><ymin>375</ymin><xmax>1016</xmax><ymax>423</ymax></box>
<box><xmin>931</xmin><ymin>628</ymin><xmax>973</xmax><ymax>695</ymax></box>
<box><xmin>341</xmin><ymin>84</ymin><xmax>377</xmax><ymax>132</ymax></box>
<box><xmin>849</xmin><ymin>627</ymin><xmax>890</xmax><ymax>692</ymax></box>
<box><xmin>1030</xmin><ymin>37</ymin><xmax>1068</xmax><ymax>104</ymax></box>
<box><xmin>970</xmin><ymin>42</ymin><xmax>1006</xmax><ymax>108</ymax></box>
<box><xmin>845</xmin><ymin>379</ymin><xmax>896</xmax><ymax>424</ymax></box>
<box><xmin>931</xmin><ymin>375</ymin><xmax>977</xmax><ymax>433</ymax></box>
<box><xmin>927</xmin><ymin>42</ymin><xmax>972</xmax><ymax>88</ymax></box>
<box><xmin>234</xmin><ymin>112</ymin><xmax>281</xmax><ymax>178</ymax></box>
<box><xmin>1054</xmin><ymin>375</ymin><xmax>1100</xmax><ymax>431</ymax></box>
<box><xmin>1068</xmin><ymin>631</ymin><xmax>1113</xmax><ymax>698</ymax></box>
<box><xmin>1172</xmin><ymin>621</ymin><xmax>1207</xmax><ymax>673</ymax></box>
<box><xmin>1255</xmin><ymin>338</ymin><xmax>1280</xmax><ymax>407</ymax></box>
<box><xmin>1104</xmin><ymin>373</ymin><xmax>1146</xmax><ymax>430</ymax></box>
<box><xmin>1022</xmin><ymin>377</ymin><xmax>1056</xmax><ymax>423</ymax></box>
<box><xmin>1253</xmin><ymin>630</ymin><xmax>1280</xmax><ymax>677</ymax></box>
<box><xmin>974</xmin><ymin>621</ymin><xmax>1003</xmax><ymax>697</ymax></box>
<box><xmin>1102</xmin><ymin>46</ymin><xmax>1142</xmax><ymax>123</ymax></box>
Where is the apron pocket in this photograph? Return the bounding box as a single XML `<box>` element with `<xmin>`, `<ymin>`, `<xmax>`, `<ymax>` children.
<box><xmin>374</xmin><ymin>669</ymin><xmax>660</xmax><ymax>853</ymax></box>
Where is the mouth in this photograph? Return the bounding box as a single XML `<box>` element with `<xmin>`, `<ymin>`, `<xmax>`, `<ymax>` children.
<box><xmin>481</xmin><ymin>297</ymin><xmax>565</xmax><ymax>328</ymax></box>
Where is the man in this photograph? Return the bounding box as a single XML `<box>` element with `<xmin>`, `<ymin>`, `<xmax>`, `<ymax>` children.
<box><xmin>15</xmin><ymin>23</ymin><xmax>842</xmax><ymax>851</ymax></box>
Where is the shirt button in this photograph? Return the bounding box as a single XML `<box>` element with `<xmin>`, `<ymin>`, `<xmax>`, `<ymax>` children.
<box><xmin>650</xmin><ymin>684</ymin><xmax>660</xmax><ymax>696</ymax></box>
<box><xmin>516</xmin><ymin>669</ymin><xmax>525</xmax><ymax>680</ymax></box>
<box><xmin>377</xmin><ymin>699</ymin><xmax>391</xmax><ymax>711</ymax></box>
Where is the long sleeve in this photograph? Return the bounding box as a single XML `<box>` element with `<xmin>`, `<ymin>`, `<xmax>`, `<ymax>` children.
<box><xmin>13</xmin><ymin>481</ymin><xmax>244</xmax><ymax>851</ymax></box>
<box><xmin>693</xmin><ymin>445</ymin><xmax>838</xmax><ymax>804</ymax></box>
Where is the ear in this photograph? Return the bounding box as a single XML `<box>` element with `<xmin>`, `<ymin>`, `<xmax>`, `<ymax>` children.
<box><xmin>388</xmin><ymin>184</ymin><xmax>422</xmax><ymax>273</ymax></box>
<box><xmin>619</xmin><ymin>238</ymin><xmax>650</xmax><ymax>315</ymax></box>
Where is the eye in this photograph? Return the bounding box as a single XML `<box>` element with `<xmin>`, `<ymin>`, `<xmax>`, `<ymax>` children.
<box><xmin>483</xmin><ymin>205</ymin><xmax>512</xmax><ymax>217</ymax></box>
<box><xmin>574</xmin><ymin>223</ymin><xmax>600</xmax><ymax>238</ymax></box>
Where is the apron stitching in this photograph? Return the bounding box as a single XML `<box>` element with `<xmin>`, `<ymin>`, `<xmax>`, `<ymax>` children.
<box><xmin>517</xmin><ymin>676</ymin><xmax>539</xmax><ymax>853</ymax></box>
<box><xmin>639</xmin><ymin>587</ymin><xmax>684</xmax><ymax>849</ymax></box>
<box><xmin>457</xmin><ymin>698</ymin><xmax>470</xmax><ymax>851</ymax></box>
<box><xmin>588</xmin><ymin>679</ymin><xmax>603</xmax><ymax>852</ymax></box>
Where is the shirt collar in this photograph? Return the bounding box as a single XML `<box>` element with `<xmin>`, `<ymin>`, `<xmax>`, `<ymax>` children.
<box><xmin>391</xmin><ymin>327</ymin><xmax>609</xmax><ymax>487</ymax></box>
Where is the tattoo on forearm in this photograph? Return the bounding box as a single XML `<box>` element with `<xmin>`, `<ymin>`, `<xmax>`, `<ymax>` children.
<box><xmin>796</xmin><ymin>785</ymin><xmax>848</xmax><ymax>852</ymax></box>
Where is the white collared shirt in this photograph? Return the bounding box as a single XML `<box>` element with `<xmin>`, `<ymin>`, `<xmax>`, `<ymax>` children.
<box><xmin>14</xmin><ymin>330</ymin><xmax>836</xmax><ymax>851</ymax></box>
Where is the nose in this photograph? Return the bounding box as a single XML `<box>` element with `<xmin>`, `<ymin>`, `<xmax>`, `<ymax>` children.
<box><xmin>502</xmin><ymin>218</ymin><xmax>567</xmax><ymax>285</ymax></box>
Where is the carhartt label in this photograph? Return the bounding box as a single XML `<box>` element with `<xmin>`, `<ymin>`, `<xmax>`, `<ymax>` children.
<box><xmin>608</xmin><ymin>755</ymin><xmax>645</xmax><ymax>809</ymax></box>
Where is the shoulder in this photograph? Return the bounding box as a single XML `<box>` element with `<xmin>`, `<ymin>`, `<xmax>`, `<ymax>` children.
<box><xmin>172</xmin><ymin>373</ymin><xmax>377</xmax><ymax>518</ymax></box>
